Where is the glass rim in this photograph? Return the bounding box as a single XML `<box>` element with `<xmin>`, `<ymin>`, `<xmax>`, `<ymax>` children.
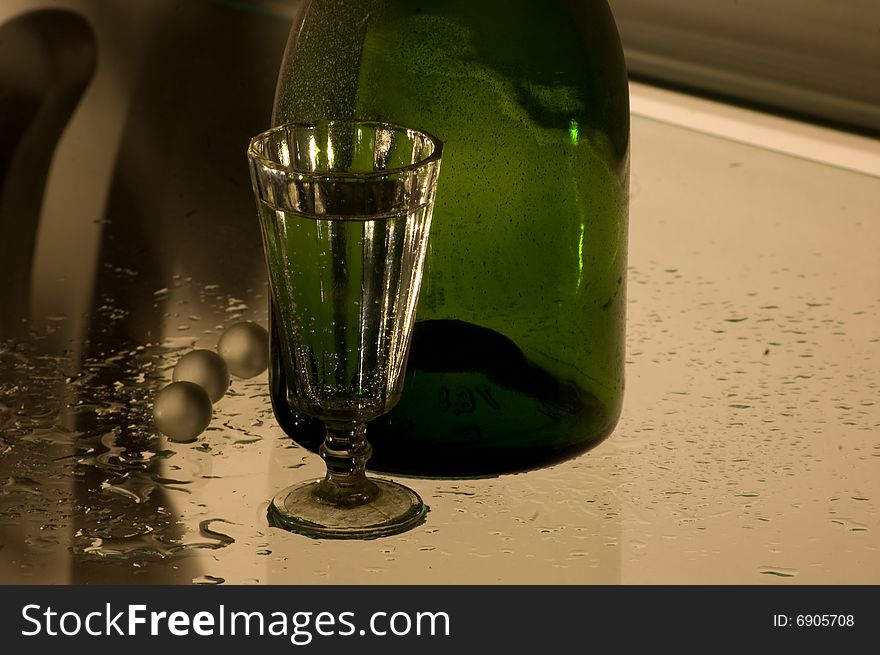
<box><xmin>247</xmin><ymin>119</ymin><xmax>443</xmax><ymax>179</ymax></box>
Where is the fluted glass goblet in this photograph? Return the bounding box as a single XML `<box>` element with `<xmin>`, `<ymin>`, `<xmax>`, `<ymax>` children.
<box><xmin>248</xmin><ymin>120</ymin><xmax>442</xmax><ymax>538</ymax></box>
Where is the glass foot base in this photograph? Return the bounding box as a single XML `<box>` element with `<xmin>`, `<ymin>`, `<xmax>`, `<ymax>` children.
<box><xmin>268</xmin><ymin>478</ymin><xmax>428</xmax><ymax>539</ymax></box>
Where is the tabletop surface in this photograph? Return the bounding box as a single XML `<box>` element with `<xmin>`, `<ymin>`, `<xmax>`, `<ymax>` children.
<box><xmin>2</xmin><ymin>101</ymin><xmax>879</xmax><ymax>585</ymax></box>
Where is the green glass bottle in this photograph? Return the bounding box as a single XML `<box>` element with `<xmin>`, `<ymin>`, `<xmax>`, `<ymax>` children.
<box><xmin>270</xmin><ymin>0</ymin><xmax>629</xmax><ymax>475</ymax></box>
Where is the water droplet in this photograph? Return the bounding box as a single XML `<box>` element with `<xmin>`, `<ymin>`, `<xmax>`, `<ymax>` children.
<box><xmin>1</xmin><ymin>476</ymin><xmax>42</xmax><ymax>496</ymax></box>
<box><xmin>192</xmin><ymin>575</ymin><xmax>225</xmax><ymax>585</ymax></box>
<box><xmin>830</xmin><ymin>518</ymin><xmax>869</xmax><ymax>531</ymax></box>
<box><xmin>758</xmin><ymin>566</ymin><xmax>798</xmax><ymax>578</ymax></box>
<box><xmin>79</xmin><ymin>531</ymin><xmax>173</xmax><ymax>559</ymax></box>
<box><xmin>161</xmin><ymin>336</ymin><xmax>199</xmax><ymax>350</ymax></box>
<box><xmin>199</xmin><ymin>519</ymin><xmax>236</xmax><ymax>546</ymax></box>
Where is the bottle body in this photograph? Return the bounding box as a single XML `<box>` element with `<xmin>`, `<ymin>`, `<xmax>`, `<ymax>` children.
<box><xmin>271</xmin><ymin>0</ymin><xmax>630</xmax><ymax>475</ymax></box>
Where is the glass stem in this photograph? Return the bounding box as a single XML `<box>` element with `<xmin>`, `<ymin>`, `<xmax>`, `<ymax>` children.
<box><xmin>314</xmin><ymin>422</ymin><xmax>380</xmax><ymax>507</ymax></box>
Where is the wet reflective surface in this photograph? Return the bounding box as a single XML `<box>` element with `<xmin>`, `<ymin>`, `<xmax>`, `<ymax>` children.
<box><xmin>3</xmin><ymin>109</ymin><xmax>878</xmax><ymax>584</ymax></box>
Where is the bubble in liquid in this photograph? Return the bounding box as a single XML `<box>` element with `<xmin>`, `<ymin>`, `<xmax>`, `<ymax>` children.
<box><xmin>172</xmin><ymin>349</ymin><xmax>230</xmax><ymax>402</ymax></box>
<box><xmin>153</xmin><ymin>382</ymin><xmax>212</xmax><ymax>442</ymax></box>
<box><xmin>216</xmin><ymin>321</ymin><xmax>269</xmax><ymax>378</ymax></box>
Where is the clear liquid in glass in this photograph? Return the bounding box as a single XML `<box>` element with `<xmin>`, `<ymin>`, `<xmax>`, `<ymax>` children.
<box><xmin>257</xmin><ymin>199</ymin><xmax>433</xmax><ymax>425</ymax></box>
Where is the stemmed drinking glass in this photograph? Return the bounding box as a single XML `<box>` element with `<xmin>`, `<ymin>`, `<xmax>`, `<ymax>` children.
<box><xmin>248</xmin><ymin>120</ymin><xmax>442</xmax><ymax>538</ymax></box>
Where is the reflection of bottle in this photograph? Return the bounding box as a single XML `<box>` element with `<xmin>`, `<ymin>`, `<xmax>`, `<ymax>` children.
<box><xmin>271</xmin><ymin>0</ymin><xmax>630</xmax><ymax>475</ymax></box>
